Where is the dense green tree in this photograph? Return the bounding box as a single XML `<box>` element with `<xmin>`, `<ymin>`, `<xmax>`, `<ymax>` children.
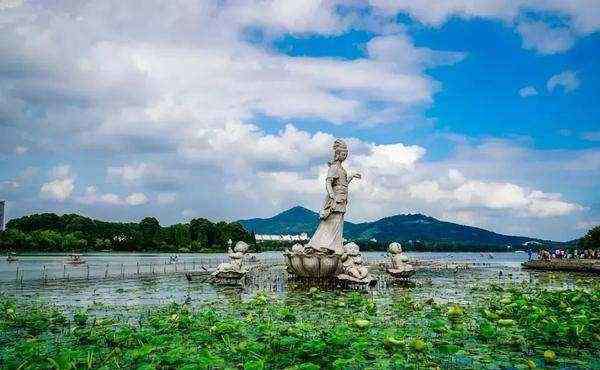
<box><xmin>0</xmin><ymin>212</ymin><xmax>254</xmax><ymax>253</ymax></box>
<box><xmin>7</xmin><ymin>213</ymin><xmax>65</xmax><ymax>233</ymax></box>
<box><xmin>189</xmin><ymin>218</ymin><xmax>217</xmax><ymax>249</ymax></box>
<box><xmin>580</xmin><ymin>225</ymin><xmax>600</xmax><ymax>249</ymax></box>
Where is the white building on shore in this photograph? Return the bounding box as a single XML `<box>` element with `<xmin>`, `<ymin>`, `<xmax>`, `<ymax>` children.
<box><xmin>255</xmin><ymin>233</ymin><xmax>309</xmax><ymax>242</ymax></box>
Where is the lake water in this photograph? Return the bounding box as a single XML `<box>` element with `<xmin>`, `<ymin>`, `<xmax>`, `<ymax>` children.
<box><xmin>0</xmin><ymin>251</ymin><xmax>592</xmax><ymax>314</ymax></box>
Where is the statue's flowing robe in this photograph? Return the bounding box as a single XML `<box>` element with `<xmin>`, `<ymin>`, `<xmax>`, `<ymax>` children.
<box><xmin>307</xmin><ymin>162</ymin><xmax>348</xmax><ymax>253</ymax></box>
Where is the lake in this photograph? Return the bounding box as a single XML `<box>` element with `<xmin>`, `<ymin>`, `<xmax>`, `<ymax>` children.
<box><xmin>0</xmin><ymin>251</ymin><xmax>589</xmax><ymax>313</ymax></box>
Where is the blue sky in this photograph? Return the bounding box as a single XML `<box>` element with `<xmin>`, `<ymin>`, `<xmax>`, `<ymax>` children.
<box><xmin>1</xmin><ymin>0</ymin><xmax>599</xmax><ymax>241</ymax></box>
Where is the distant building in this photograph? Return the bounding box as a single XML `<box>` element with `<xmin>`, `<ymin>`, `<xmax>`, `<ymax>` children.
<box><xmin>255</xmin><ymin>233</ymin><xmax>309</xmax><ymax>242</ymax></box>
<box><xmin>523</xmin><ymin>241</ymin><xmax>543</xmax><ymax>247</ymax></box>
<box><xmin>0</xmin><ymin>200</ymin><xmax>5</xmax><ymax>232</ymax></box>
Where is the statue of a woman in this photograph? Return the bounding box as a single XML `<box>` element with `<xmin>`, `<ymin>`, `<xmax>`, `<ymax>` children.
<box><xmin>307</xmin><ymin>139</ymin><xmax>361</xmax><ymax>254</ymax></box>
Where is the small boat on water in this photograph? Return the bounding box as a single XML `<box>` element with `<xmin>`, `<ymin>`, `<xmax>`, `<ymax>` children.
<box><xmin>168</xmin><ymin>255</ymin><xmax>179</xmax><ymax>264</ymax></box>
<box><xmin>66</xmin><ymin>254</ymin><xmax>86</xmax><ymax>265</ymax></box>
<box><xmin>6</xmin><ymin>253</ymin><xmax>18</xmax><ymax>263</ymax></box>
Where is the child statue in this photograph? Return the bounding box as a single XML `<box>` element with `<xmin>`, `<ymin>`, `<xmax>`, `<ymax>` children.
<box><xmin>214</xmin><ymin>241</ymin><xmax>250</xmax><ymax>275</ymax></box>
<box><xmin>337</xmin><ymin>242</ymin><xmax>372</xmax><ymax>283</ymax></box>
<box><xmin>385</xmin><ymin>242</ymin><xmax>415</xmax><ymax>278</ymax></box>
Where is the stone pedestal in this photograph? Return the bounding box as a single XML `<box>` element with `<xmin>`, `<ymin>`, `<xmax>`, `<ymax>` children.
<box><xmin>284</xmin><ymin>245</ymin><xmax>342</xmax><ymax>278</ymax></box>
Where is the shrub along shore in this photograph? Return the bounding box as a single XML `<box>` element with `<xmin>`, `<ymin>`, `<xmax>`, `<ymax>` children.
<box><xmin>1</xmin><ymin>284</ymin><xmax>599</xmax><ymax>369</ymax></box>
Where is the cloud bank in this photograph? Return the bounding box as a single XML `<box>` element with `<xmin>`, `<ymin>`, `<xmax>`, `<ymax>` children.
<box><xmin>0</xmin><ymin>0</ymin><xmax>597</xmax><ymax>240</ymax></box>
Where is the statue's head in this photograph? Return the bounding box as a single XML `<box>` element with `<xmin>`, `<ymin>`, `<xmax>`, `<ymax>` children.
<box><xmin>388</xmin><ymin>242</ymin><xmax>402</xmax><ymax>254</ymax></box>
<box><xmin>332</xmin><ymin>139</ymin><xmax>348</xmax><ymax>163</ymax></box>
<box><xmin>344</xmin><ymin>242</ymin><xmax>361</xmax><ymax>256</ymax></box>
<box><xmin>234</xmin><ymin>241</ymin><xmax>249</xmax><ymax>253</ymax></box>
<box><xmin>291</xmin><ymin>243</ymin><xmax>305</xmax><ymax>253</ymax></box>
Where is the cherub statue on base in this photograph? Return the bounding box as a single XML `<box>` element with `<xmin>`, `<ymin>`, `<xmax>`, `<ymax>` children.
<box><xmin>336</xmin><ymin>242</ymin><xmax>375</xmax><ymax>284</ymax></box>
<box><xmin>385</xmin><ymin>242</ymin><xmax>415</xmax><ymax>279</ymax></box>
<box><xmin>213</xmin><ymin>241</ymin><xmax>250</xmax><ymax>278</ymax></box>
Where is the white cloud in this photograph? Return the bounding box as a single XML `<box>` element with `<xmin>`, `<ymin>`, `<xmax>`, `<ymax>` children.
<box><xmin>39</xmin><ymin>165</ymin><xmax>75</xmax><ymax>201</ymax></box>
<box><xmin>518</xmin><ymin>86</ymin><xmax>538</xmax><ymax>98</ymax></box>
<box><xmin>107</xmin><ymin>163</ymin><xmax>164</xmax><ymax>184</ymax></box>
<box><xmin>517</xmin><ymin>21</ymin><xmax>576</xmax><ymax>54</ymax></box>
<box><xmin>0</xmin><ymin>0</ymin><xmax>22</xmax><ymax>10</ymax></box>
<box><xmin>0</xmin><ymin>180</ymin><xmax>20</xmax><ymax>191</ymax></box>
<box><xmin>125</xmin><ymin>192</ymin><xmax>148</xmax><ymax>206</ymax></box>
<box><xmin>352</xmin><ymin>143</ymin><xmax>426</xmax><ymax>175</ymax></box>
<box><xmin>366</xmin><ymin>1</ymin><xmax>600</xmax><ymax>54</ymax></box>
<box><xmin>77</xmin><ymin>186</ymin><xmax>124</xmax><ymax>205</ymax></box>
<box><xmin>14</xmin><ymin>146</ymin><xmax>28</xmax><ymax>155</ymax></box>
<box><xmin>547</xmin><ymin>70</ymin><xmax>580</xmax><ymax>93</ymax></box>
<box><xmin>157</xmin><ymin>192</ymin><xmax>177</xmax><ymax>205</ymax></box>
<box><xmin>0</xmin><ymin>0</ymin><xmax>595</xmax><ymax>240</ymax></box>
<box><xmin>230</xmin><ymin>0</ymin><xmax>343</xmax><ymax>34</ymax></box>
<box><xmin>50</xmin><ymin>165</ymin><xmax>73</xmax><ymax>180</ymax></box>
<box><xmin>404</xmin><ymin>172</ymin><xmax>582</xmax><ymax>218</ymax></box>
<box><xmin>581</xmin><ymin>131</ymin><xmax>600</xmax><ymax>141</ymax></box>
<box><xmin>40</xmin><ymin>178</ymin><xmax>75</xmax><ymax>201</ymax></box>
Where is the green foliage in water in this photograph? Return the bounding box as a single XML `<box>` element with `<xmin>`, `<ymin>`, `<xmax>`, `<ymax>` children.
<box><xmin>1</xmin><ymin>285</ymin><xmax>599</xmax><ymax>369</ymax></box>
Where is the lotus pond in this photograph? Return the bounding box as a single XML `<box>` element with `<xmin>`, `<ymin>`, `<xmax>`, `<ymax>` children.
<box><xmin>1</xmin><ymin>253</ymin><xmax>599</xmax><ymax>369</ymax></box>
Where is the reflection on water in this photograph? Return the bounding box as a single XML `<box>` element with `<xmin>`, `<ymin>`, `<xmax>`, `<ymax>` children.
<box><xmin>1</xmin><ymin>252</ymin><xmax>597</xmax><ymax>312</ymax></box>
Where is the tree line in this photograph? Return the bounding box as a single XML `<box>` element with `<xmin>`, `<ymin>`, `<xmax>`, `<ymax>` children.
<box><xmin>580</xmin><ymin>225</ymin><xmax>600</xmax><ymax>250</ymax></box>
<box><xmin>0</xmin><ymin>213</ymin><xmax>255</xmax><ymax>253</ymax></box>
<box><xmin>1</xmin><ymin>212</ymin><xmax>597</xmax><ymax>254</ymax></box>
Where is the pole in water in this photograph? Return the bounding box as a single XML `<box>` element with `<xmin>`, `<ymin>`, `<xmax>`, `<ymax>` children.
<box><xmin>86</xmin><ymin>264</ymin><xmax>90</xmax><ymax>280</ymax></box>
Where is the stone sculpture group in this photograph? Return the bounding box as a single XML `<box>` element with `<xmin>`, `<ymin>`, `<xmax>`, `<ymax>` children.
<box><xmin>214</xmin><ymin>139</ymin><xmax>415</xmax><ymax>287</ymax></box>
<box><xmin>284</xmin><ymin>139</ymin><xmax>376</xmax><ymax>284</ymax></box>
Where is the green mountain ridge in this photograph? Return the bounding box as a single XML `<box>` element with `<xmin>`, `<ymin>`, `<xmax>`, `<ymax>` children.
<box><xmin>239</xmin><ymin>206</ymin><xmax>558</xmax><ymax>247</ymax></box>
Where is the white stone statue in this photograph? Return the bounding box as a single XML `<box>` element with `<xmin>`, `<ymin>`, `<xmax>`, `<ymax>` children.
<box><xmin>307</xmin><ymin>139</ymin><xmax>361</xmax><ymax>254</ymax></box>
<box><xmin>385</xmin><ymin>242</ymin><xmax>415</xmax><ymax>279</ymax></box>
<box><xmin>213</xmin><ymin>241</ymin><xmax>250</xmax><ymax>276</ymax></box>
<box><xmin>339</xmin><ymin>242</ymin><xmax>369</xmax><ymax>280</ymax></box>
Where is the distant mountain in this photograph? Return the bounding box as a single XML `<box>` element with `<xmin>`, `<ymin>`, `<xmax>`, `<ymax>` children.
<box><xmin>238</xmin><ymin>206</ymin><xmax>556</xmax><ymax>247</ymax></box>
<box><xmin>239</xmin><ymin>206</ymin><xmax>354</xmax><ymax>235</ymax></box>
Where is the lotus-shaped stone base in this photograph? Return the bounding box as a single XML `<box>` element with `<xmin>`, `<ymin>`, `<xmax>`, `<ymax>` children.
<box><xmin>385</xmin><ymin>265</ymin><xmax>415</xmax><ymax>279</ymax></box>
<box><xmin>284</xmin><ymin>247</ymin><xmax>342</xmax><ymax>278</ymax></box>
<box><xmin>336</xmin><ymin>273</ymin><xmax>377</xmax><ymax>286</ymax></box>
<box><xmin>211</xmin><ymin>269</ymin><xmax>247</xmax><ymax>285</ymax></box>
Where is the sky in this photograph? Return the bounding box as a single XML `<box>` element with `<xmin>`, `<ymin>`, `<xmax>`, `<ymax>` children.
<box><xmin>0</xmin><ymin>0</ymin><xmax>599</xmax><ymax>241</ymax></box>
